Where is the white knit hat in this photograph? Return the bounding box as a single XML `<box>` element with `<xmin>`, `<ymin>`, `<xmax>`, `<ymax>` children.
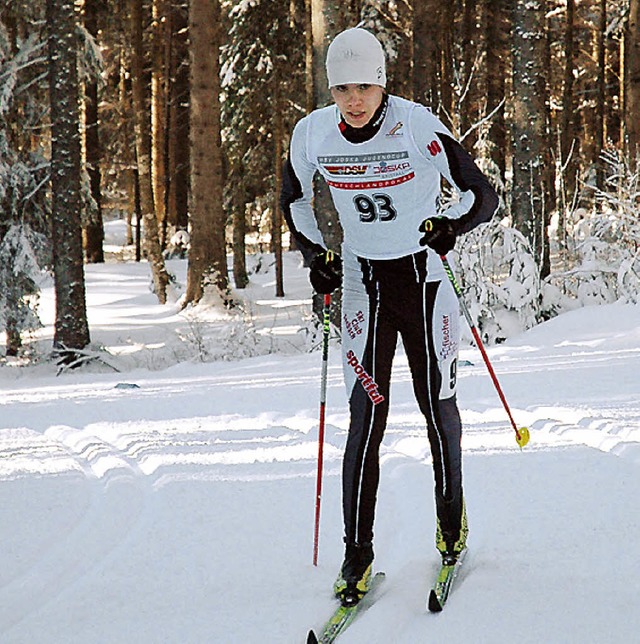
<box><xmin>325</xmin><ymin>28</ymin><xmax>387</xmax><ymax>88</ymax></box>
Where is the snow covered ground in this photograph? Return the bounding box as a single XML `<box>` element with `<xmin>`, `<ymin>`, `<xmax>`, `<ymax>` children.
<box><xmin>1</xmin><ymin>228</ymin><xmax>640</xmax><ymax>643</ymax></box>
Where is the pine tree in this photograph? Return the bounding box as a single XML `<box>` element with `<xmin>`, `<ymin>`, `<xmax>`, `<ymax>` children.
<box><xmin>83</xmin><ymin>0</ymin><xmax>106</xmax><ymax>263</ymax></box>
<box><xmin>559</xmin><ymin>0</ymin><xmax>577</xmax><ymax>225</ymax></box>
<box><xmin>129</xmin><ymin>0</ymin><xmax>171</xmax><ymax>303</ymax></box>
<box><xmin>166</xmin><ymin>0</ymin><xmax>190</xmax><ymax>234</ymax></box>
<box><xmin>185</xmin><ymin>0</ymin><xmax>228</xmax><ymax>304</ymax></box>
<box><xmin>46</xmin><ymin>0</ymin><xmax>91</xmax><ymax>353</ymax></box>
<box><xmin>0</xmin><ymin>9</ymin><xmax>51</xmax><ymax>356</ymax></box>
<box><xmin>221</xmin><ymin>0</ymin><xmax>306</xmax><ymax>292</ymax></box>
<box><xmin>485</xmin><ymin>0</ymin><xmax>509</xmax><ymax>182</ymax></box>
<box><xmin>626</xmin><ymin>0</ymin><xmax>640</xmax><ymax>171</ymax></box>
<box><xmin>511</xmin><ymin>0</ymin><xmax>548</xmax><ymax>267</ymax></box>
<box><xmin>413</xmin><ymin>0</ymin><xmax>440</xmax><ymax>106</ymax></box>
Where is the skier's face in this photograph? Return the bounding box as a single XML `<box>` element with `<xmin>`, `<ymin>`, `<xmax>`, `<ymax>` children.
<box><xmin>330</xmin><ymin>84</ymin><xmax>384</xmax><ymax>128</ymax></box>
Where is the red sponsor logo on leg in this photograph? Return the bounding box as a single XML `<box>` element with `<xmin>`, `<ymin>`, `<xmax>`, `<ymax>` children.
<box><xmin>346</xmin><ymin>350</ymin><xmax>385</xmax><ymax>405</ymax></box>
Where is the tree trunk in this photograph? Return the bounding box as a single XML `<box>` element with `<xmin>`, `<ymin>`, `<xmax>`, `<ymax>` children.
<box><xmin>185</xmin><ymin>0</ymin><xmax>228</xmax><ymax>304</ymax></box>
<box><xmin>232</xmin><ymin>192</ymin><xmax>249</xmax><ymax>289</ymax></box>
<box><xmin>167</xmin><ymin>0</ymin><xmax>190</xmax><ymax>232</ymax></box>
<box><xmin>413</xmin><ymin>0</ymin><xmax>440</xmax><ymax>107</ymax></box>
<box><xmin>83</xmin><ymin>0</ymin><xmax>105</xmax><ymax>264</ymax></box>
<box><xmin>511</xmin><ymin>0</ymin><xmax>548</xmax><ymax>267</ymax></box>
<box><xmin>540</xmin><ymin>10</ymin><xmax>554</xmax><ymax>280</ymax></box>
<box><xmin>152</xmin><ymin>0</ymin><xmax>169</xmax><ymax>245</ymax></box>
<box><xmin>304</xmin><ymin>0</ymin><xmax>314</xmax><ymax>114</ymax></box>
<box><xmin>273</xmin><ymin>82</ymin><xmax>284</xmax><ymax>298</ymax></box>
<box><xmin>485</xmin><ymin>0</ymin><xmax>508</xmax><ymax>181</ymax></box>
<box><xmin>47</xmin><ymin>0</ymin><xmax>91</xmax><ymax>352</ymax></box>
<box><xmin>308</xmin><ymin>0</ymin><xmax>345</xmax><ymax>323</ymax></box>
<box><xmin>129</xmin><ymin>0</ymin><xmax>170</xmax><ymax>302</ymax></box>
<box><xmin>310</xmin><ymin>0</ymin><xmax>338</xmax><ymax>109</ymax></box>
<box><xmin>439</xmin><ymin>1</ymin><xmax>454</xmax><ymax>121</ymax></box>
<box><xmin>594</xmin><ymin>0</ymin><xmax>607</xmax><ymax>189</ymax></box>
<box><xmin>119</xmin><ymin>57</ymin><xmax>136</xmax><ymax>247</ymax></box>
<box><xmin>605</xmin><ymin>23</ymin><xmax>622</xmax><ymax>150</ymax></box>
<box><xmin>134</xmin><ymin>166</ymin><xmax>142</xmax><ymax>262</ymax></box>
<box><xmin>626</xmin><ymin>0</ymin><xmax>640</xmax><ymax>172</ymax></box>
<box><xmin>459</xmin><ymin>0</ymin><xmax>480</xmax><ymax>147</ymax></box>
<box><xmin>559</xmin><ymin>0</ymin><xmax>577</xmax><ymax>228</ymax></box>
<box><xmin>5</xmin><ymin>288</ymin><xmax>22</xmax><ymax>357</ymax></box>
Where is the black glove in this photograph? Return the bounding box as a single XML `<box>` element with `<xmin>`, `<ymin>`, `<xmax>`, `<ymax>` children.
<box><xmin>309</xmin><ymin>250</ymin><xmax>342</xmax><ymax>294</ymax></box>
<box><xmin>419</xmin><ymin>216</ymin><xmax>457</xmax><ymax>255</ymax></box>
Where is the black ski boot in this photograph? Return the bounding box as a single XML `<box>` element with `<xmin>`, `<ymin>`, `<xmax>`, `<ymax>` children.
<box><xmin>333</xmin><ymin>542</ymin><xmax>374</xmax><ymax>606</ymax></box>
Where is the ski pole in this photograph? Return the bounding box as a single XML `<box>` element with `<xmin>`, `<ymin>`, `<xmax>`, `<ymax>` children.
<box><xmin>313</xmin><ymin>292</ymin><xmax>332</xmax><ymax>566</ymax></box>
<box><xmin>439</xmin><ymin>254</ymin><xmax>530</xmax><ymax>449</ymax></box>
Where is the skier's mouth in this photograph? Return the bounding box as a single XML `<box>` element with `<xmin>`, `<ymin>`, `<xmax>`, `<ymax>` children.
<box><xmin>347</xmin><ymin>111</ymin><xmax>367</xmax><ymax>124</ymax></box>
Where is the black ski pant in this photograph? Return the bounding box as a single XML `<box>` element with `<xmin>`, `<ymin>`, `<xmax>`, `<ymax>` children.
<box><xmin>340</xmin><ymin>248</ymin><xmax>464</xmax><ymax>549</ymax></box>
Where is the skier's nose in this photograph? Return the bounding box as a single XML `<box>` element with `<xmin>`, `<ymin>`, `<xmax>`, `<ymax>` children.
<box><xmin>347</xmin><ymin>89</ymin><xmax>362</xmax><ymax>106</ymax></box>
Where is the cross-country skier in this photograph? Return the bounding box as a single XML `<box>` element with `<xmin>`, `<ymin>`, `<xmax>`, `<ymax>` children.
<box><xmin>281</xmin><ymin>27</ymin><xmax>499</xmax><ymax>606</ymax></box>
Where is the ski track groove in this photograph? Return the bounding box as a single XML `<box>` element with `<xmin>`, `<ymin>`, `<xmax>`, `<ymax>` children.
<box><xmin>0</xmin><ymin>425</ymin><xmax>150</xmax><ymax>635</ymax></box>
<box><xmin>0</xmin><ymin>371</ymin><xmax>638</xmax><ymax>640</ymax></box>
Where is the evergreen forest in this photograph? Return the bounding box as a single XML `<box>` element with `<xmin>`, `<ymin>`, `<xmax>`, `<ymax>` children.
<box><xmin>1</xmin><ymin>0</ymin><xmax>639</xmax><ymax>359</ymax></box>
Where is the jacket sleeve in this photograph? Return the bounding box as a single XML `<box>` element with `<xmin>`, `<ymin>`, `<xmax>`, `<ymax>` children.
<box><xmin>280</xmin><ymin>117</ymin><xmax>326</xmax><ymax>260</ymax></box>
<box><xmin>411</xmin><ymin>107</ymin><xmax>499</xmax><ymax>235</ymax></box>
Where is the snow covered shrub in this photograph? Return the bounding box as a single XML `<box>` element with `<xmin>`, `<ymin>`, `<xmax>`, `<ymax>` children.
<box><xmin>456</xmin><ymin>219</ymin><xmax>542</xmax><ymax>343</ymax></box>
<box><xmin>0</xmin><ymin>221</ymin><xmax>48</xmax><ymax>318</ymax></box>
<box><xmin>177</xmin><ymin>305</ymin><xmax>265</xmax><ymax>362</ymax></box>
<box><xmin>0</xmin><ymin>152</ymin><xmax>51</xmax><ymax>355</ymax></box>
<box><xmin>544</xmin><ymin>150</ymin><xmax>640</xmax><ymax>309</ymax></box>
<box><xmin>0</xmin><ymin>16</ymin><xmax>50</xmax><ymax>356</ymax></box>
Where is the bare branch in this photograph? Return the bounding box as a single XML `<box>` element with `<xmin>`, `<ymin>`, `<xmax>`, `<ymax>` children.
<box><xmin>460</xmin><ymin>98</ymin><xmax>505</xmax><ymax>143</ymax></box>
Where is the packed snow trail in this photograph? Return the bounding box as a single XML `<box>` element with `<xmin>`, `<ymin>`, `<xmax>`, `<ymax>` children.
<box><xmin>0</xmin><ymin>258</ymin><xmax>639</xmax><ymax>642</ymax></box>
<box><xmin>0</xmin><ymin>346</ymin><xmax>639</xmax><ymax>642</ymax></box>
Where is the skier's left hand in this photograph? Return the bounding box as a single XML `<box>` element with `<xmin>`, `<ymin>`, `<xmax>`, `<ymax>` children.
<box><xmin>419</xmin><ymin>217</ymin><xmax>457</xmax><ymax>255</ymax></box>
<box><xmin>309</xmin><ymin>250</ymin><xmax>342</xmax><ymax>294</ymax></box>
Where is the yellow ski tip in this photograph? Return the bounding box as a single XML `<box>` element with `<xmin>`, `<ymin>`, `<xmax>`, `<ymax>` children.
<box><xmin>516</xmin><ymin>426</ymin><xmax>530</xmax><ymax>448</ymax></box>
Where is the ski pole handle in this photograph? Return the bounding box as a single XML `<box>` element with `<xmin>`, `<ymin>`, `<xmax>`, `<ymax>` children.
<box><xmin>440</xmin><ymin>255</ymin><xmax>530</xmax><ymax>449</ymax></box>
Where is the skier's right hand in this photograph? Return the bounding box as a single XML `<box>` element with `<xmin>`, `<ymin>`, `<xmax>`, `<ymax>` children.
<box><xmin>419</xmin><ymin>216</ymin><xmax>457</xmax><ymax>255</ymax></box>
<box><xmin>309</xmin><ymin>250</ymin><xmax>342</xmax><ymax>294</ymax></box>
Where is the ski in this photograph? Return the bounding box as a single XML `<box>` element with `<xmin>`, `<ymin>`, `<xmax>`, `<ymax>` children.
<box><xmin>428</xmin><ymin>548</ymin><xmax>467</xmax><ymax>612</ymax></box>
<box><xmin>307</xmin><ymin>572</ymin><xmax>386</xmax><ymax>644</ymax></box>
